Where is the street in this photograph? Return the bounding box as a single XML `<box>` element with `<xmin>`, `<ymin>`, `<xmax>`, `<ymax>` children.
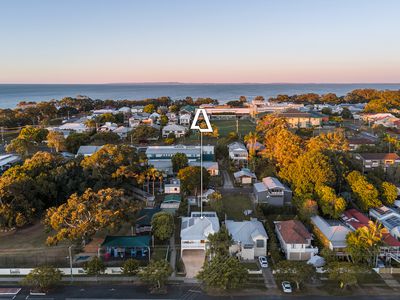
<box><xmin>1</xmin><ymin>284</ymin><xmax>399</xmax><ymax>300</ymax></box>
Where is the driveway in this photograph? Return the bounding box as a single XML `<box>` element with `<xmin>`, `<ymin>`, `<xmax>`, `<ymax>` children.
<box><xmin>221</xmin><ymin>170</ymin><xmax>234</xmax><ymax>190</ymax></box>
<box><xmin>262</xmin><ymin>266</ymin><xmax>278</xmax><ymax>289</ymax></box>
<box><xmin>182</xmin><ymin>250</ymin><xmax>205</xmax><ymax>278</ymax></box>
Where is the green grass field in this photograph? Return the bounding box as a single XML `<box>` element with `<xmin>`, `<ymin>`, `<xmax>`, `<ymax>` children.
<box><xmin>221</xmin><ymin>193</ymin><xmax>254</xmax><ymax>221</ymax></box>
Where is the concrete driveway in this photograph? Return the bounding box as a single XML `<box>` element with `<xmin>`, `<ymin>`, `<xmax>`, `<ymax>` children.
<box><xmin>182</xmin><ymin>250</ymin><xmax>205</xmax><ymax>278</ymax></box>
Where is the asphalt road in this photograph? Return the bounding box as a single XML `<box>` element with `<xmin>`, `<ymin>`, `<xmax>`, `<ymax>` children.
<box><xmin>2</xmin><ymin>284</ymin><xmax>400</xmax><ymax>300</ymax></box>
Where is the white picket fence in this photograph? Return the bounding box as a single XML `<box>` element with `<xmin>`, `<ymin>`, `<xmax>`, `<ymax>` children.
<box><xmin>0</xmin><ymin>267</ymin><xmax>123</xmax><ymax>276</ymax></box>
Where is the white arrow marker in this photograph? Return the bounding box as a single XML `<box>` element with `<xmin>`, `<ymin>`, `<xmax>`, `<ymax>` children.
<box><xmin>191</xmin><ymin>108</ymin><xmax>213</xmax><ymax>133</ymax></box>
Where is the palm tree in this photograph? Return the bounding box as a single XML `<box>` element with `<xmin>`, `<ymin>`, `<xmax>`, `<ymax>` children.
<box><xmin>244</xmin><ymin>131</ymin><xmax>258</xmax><ymax>170</ymax></box>
<box><xmin>158</xmin><ymin>172</ymin><xmax>165</xmax><ymax>193</ymax></box>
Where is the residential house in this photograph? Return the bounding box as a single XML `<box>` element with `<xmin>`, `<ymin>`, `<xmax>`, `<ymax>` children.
<box><xmin>274</xmin><ymin>220</ymin><xmax>318</xmax><ymax>260</ymax></box>
<box><xmin>135</xmin><ymin>207</ymin><xmax>161</xmax><ymax>235</ymax></box>
<box><xmin>179</xmin><ymin>113</ymin><xmax>192</xmax><ymax>126</ymax></box>
<box><xmin>162</xmin><ymin>124</ymin><xmax>188</xmax><ymax>138</ymax></box>
<box><xmin>253</xmin><ymin>177</ymin><xmax>292</xmax><ymax>206</ymax></box>
<box><xmin>233</xmin><ymin>168</ymin><xmax>257</xmax><ymax>185</ymax></box>
<box><xmin>57</xmin><ymin>122</ymin><xmax>90</xmax><ymax>135</ymax></box>
<box><xmin>99</xmin><ymin>122</ymin><xmax>118</xmax><ymax>132</ymax></box>
<box><xmin>146</xmin><ymin>144</ymin><xmax>215</xmax><ymax>175</ymax></box>
<box><xmin>188</xmin><ymin>161</ymin><xmax>219</xmax><ymax>176</ymax></box>
<box><xmin>354</xmin><ymin>153</ymin><xmax>400</xmax><ymax>171</ymax></box>
<box><xmin>164</xmin><ymin>178</ymin><xmax>181</xmax><ymax>194</ymax></box>
<box><xmin>100</xmin><ymin>235</ymin><xmax>151</xmax><ymax>261</ymax></box>
<box><xmin>166</xmin><ymin>112</ymin><xmax>178</xmax><ymax>124</ymax></box>
<box><xmin>342</xmin><ymin>208</ymin><xmax>400</xmax><ymax>248</ymax></box>
<box><xmin>149</xmin><ymin>112</ymin><xmax>160</xmax><ymax>121</ymax></box>
<box><xmin>276</xmin><ymin>108</ymin><xmax>326</xmax><ymax>128</ymax></box>
<box><xmin>348</xmin><ymin>137</ymin><xmax>376</xmax><ymax>151</ymax></box>
<box><xmin>227</xmin><ymin>142</ymin><xmax>248</xmax><ymax>165</ymax></box>
<box><xmin>113</xmin><ymin>126</ymin><xmax>130</xmax><ymax>139</ymax></box>
<box><xmin>117</xmin><ymin>107</ymin><xmax>132</xmax><ymax>114</ymax></box>
<box><xmin>226</xmin><ymin>218</ymin><xmax>268</xmax><ymax>260</ymax></box>
<box><xmin>76</xmin><ymin>145</ymin><xmax>103</xmax><ymax>157</ymax></box>
<box><xmin>180</xmin><ymin>211</ymin><xmax>220</xmax><ymax>255</ymax></box>
<box><xmin>310</xmin><ymin>215</ymin><xmax>351</xmax><ymax>253</ymax></box>
<box><xmin>180</xmin><ymin>105</ymin><xmax>196</xmax><ymax>115</ymax></box>
<box><xmin>0</xmin><ymin>154</ymin><xmax>21</xmax><ymax>173</ymax></box>
<box><xmin>246</xmin><ymin>141</ymin><xmax>265</xmax><ymax>154</ymax></box>
<box><xmin>160</xmin><ymin>194</ymin><xmax>181</xmax><ymax>214</ymax></box>
<box><xmin>369</xmin><ymin>206</ymin><xmax>400</xmax><ymax>240</ymax></box>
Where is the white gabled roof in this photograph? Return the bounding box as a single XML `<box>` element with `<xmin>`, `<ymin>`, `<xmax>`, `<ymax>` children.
<box><xmin>228</xmin><ymin>142</ymin><xmax>247</xmax><ymax>152</ymax></box>
<box><xmin>225</xmin><ymin>219</ymin><xmax>268</xmax><ymax>245</ymax></box>
<box><xmin>162</xmin><ymin>124</ymin><xmax>187</xmax><ymax>132</ymax></box>
<box><xmin>181</xmin><ymin>212</ymin><xmax>219</xmax><ymax>240</ymax></box>
<box><xmin>254</xmin><ymin>182</ymin><xmax>267</xmax><ymax>193</ymax></box>
<box><xmin>310</xmin><ymin>215</ymin><xmax>351</xmax><ymax>248</ymax></box>
<box><xmin>77</xmin><ymin>145</ymin><xmax>103</xmax><ymax>156</ymax></box>
<box><xmin>262</xmin><ymin>177</ymin><xmax>285</xmax><ymax>189</ymax></box>
<box><xmin>234</xmin><ymin>168</ymin><xmax>256</xmax><ymax>179</ymax></box>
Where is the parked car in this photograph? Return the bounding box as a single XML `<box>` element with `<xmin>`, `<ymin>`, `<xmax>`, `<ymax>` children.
<box><xmin>258</xmin><ymin>256</ymin><xmax>268</xmax><ymax>268</ymax></box>
<box><xmin>281</xmin><ymin>281</ymin><xmax>292</xmax><ymax>293</ymax></box>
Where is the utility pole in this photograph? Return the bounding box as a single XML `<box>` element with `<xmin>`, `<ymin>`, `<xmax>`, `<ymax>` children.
<box><xmin>200</xmin><ymin>131</ymin><xmax>203</xmax><ymax>218</ymax></box>
<box><xmin>68</xmin><ymin>246</ymin><xmax>73</xmax><ymax>282</ymax></box>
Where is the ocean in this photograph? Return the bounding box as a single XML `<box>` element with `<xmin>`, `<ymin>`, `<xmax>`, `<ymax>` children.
<box><xmin>0</xmin><ymin>83</ymin><xmax>400</xmax><ymax>109</ymax></box>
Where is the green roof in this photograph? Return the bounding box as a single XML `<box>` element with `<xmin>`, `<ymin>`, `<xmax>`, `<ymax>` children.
<box><xmin>163</xmin><ymin>194</ymin><xmax>182</xmax><ymax>203</ymax></box>
<box><xmin>181</xmin><ymin>105</ymin><xmax>196</xmax><ymax>113</ymax></box>
<box><xmin>101</xmin><ymin>235</ymin><xmax>151</xmax><ymax>248</ymax></box>
<box><xmin>136</xmin><ymin>207</ymin><xmax>161</xmax><ymax>226</ymax></box>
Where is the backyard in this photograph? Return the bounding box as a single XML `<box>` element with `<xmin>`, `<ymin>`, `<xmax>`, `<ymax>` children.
<box><xmin>221</xmin><ymin>193</ymin><xmax>254</xmax><ymax>221</ymax></box>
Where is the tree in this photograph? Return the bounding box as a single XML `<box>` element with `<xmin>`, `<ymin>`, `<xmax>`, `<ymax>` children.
<box><xmin>22</xmin><ymin>266</ymin><xmax>62</xmax><ymax>292</ymax></box>
<box><xmin>44</xmin><ymin>188</ymin><xmax>136</xmax><ymax>245</ymax></box>
<box><xmin>380</xmin><ymin>181</ymin><xmax>397</xmax><ymax>206</ymax></box>
<box><xmin>296</xmin><ymin>197</ymin><xmax>318</xmax><ymax>220</ymax></box>
<box><xmin>274</xmin><ymin>260</ymin><xmax>315</xmax><ymax>290</ymax></box>
<box><xmin>197</xmin><ymin>254</ymin><xmax>248</xmax><ymax>290</ymax></box>
<box><xmin>171</xmin><ymin>152</ymin><xmax>188</xmax><ymax>173</ymax></box>
<box><xmin>346</xmin><ymin>171</ymin><xmax>381</xmax><ymax>211</ymax></box>
<box><xmin>328</xmin><ymin>262</ymin><xmax>362</xmax><ymax>289</ymax></box>
<box><xmin>143</xmin><ymin>104</ymin><xmax>156</xmax><ymax>113</ymax></box>
<box><xmin>47</xmin><ymin>131</ymin><xmax>66</xmax><ymax>152</ymax></box>
<box><xmin>160</xmin><ymin>115</ymin><xmax>169</xmax><ymax>126</ymax></box>
<box><xmin>6</xmin><ymin>137</ymin><xmax>33</xmax><ymax>157</ymax></box>
<box><xmin>280</xmin><ymin>150</ymin><xmax>335</xmax><ymax>196</ymax></box>
<box><xmin>178</xmin><ymin>166</ymin><xmax>210</xmax><ymax>196</ymax></box>
<box><xmin>65</xmin><ymin>132</ymin><xmax>91</xmax><ymax>153</ymax></box>
<box><xmin>244</xmin><ymin>132</ymin><xmax>258</xmax><ymax>170</ymax></box>
<box><xmin>315</xmin><ymin>185</ymin><xmax>346</xmax><ymax>219</ymax></box>
<box><xmin>84</xmin><ymin>257</ymin><xmax>106</xmax><ymax>275</ymax></box>
<box><xmin>139</xmin><ymin>260</ymin><xmax>172</xmax><ymax>291</ymax></box>
<box><xmin>346</xmin><ymin>220</ymin><xmax>388</xmax><ymax>265</ymax></box>
<box><xmin>341</xmin><ymin>107</ymin><xmax>353</xmax><ymax>119</ymax></box>
<box><xmin>91</xmin><ymin>131</ymin><xmax>120</xmax><ymax>144</ymax></box>
<box><xmin>151</xmin><ymin>212</ymin><xmax>174</xmax><ymax>241</ymax></box>
<box><xmin>129</xmin><ymin>125</ymin><xmax>159</xmax><ymax>143</ymax></box>
<box><xmin>306</xmin><ymin>130</ymin><xmax>349</xmax><ymax>152</ymax></box>
<box><xmin>206</xmin><ymin>225</ymin><xmax>233</xmax><ymax>257</ymax></box>
<box><xmin>122</xmin><ymin>259</ymin><xmax>140</xmax><ymax>276</ymax></box>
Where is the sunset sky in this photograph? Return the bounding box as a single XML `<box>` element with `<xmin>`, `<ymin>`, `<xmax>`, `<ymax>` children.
<box><xmin>1</xmin><ymin>0</ymin><xmax>399</xmax><ymax>84</ymax></box>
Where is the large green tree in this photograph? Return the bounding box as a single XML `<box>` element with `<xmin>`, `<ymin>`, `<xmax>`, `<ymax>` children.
<box><xmin>22</xmin><ymin>266</ymin><xmax>62</xmax><ymax>292</ymax></box>
<box><xmin>171</xmin><ymin>152</ymin><xmax>188</xmax><ymax>173</ymax></box>
<box><xmin>197</xmin><ymin>254</ymin><xmax>248</xmax><ymax>290</ymax></box>
<box><xmin>206</xmin><ymin>225</ymin><xmax>233</xmax><ymax>257</ymax></box>
<box><xmin>139</xmin><ymin>260</ymin><xmax>172</xmax><ymax>291</ymax></box>
<box><xmin>274</xmin><ymin>260</ymin><xmax>315</xmax><ymax>290</ymax></box>
<box><xmin>177</xmin><ymin>166</ymin><xmax>210</xmax><ymax>196</ymax></box>
<box><xmin>315</xmin><ymin>185</ymin><xmax>346</xmax><ymax>219</ymax></box>
<box><xmin>151</xmin><ymin>212</ymin><xmax>174</xmax><ymax>241</ymax></box>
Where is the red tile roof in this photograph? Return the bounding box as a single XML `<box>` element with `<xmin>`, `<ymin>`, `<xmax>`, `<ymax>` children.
<box><xmin>275</xmin><ymin>220</ymin><xmax>311</xmax><ymax>244</ymax></box>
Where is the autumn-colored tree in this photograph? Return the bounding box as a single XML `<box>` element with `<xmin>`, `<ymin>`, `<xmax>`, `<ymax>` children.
<box><xmin>280</xmin><ymin>150</ymin><xmax>335</xmax><ymax>195</ymax></box>
<box><xmin>380</xmin><ymin>181</ymin><xmax>397</xmax><ymax>206</ymax></box>
<box><xmin>296</xmin><ymin>197</ymin><xmax>318</xmax><ymax>220</ymax></box>
<box><xmin>177</xmin><ymin>166</ymin><xmax>210</xmax><ymax>196</ymax></box>
<box><xmin>306</xmin><ymin>130</ymin><xmax>349</xmax><ymax>152</ymax></box>
<box><xmin>44</xmin><ymin>188</ymin><xmax>136</xmax><ymax>245</ymax></box>
<box><xmin>143</xmin><ymin>104</ymin><xmax>156</xmax><ymax>113</ymax></box>
<box><xmin>47</xmin><ymin>131</ymin><xmax>66</xmax><ymax>152</ymax></box>
<box><xmin>346</xmin><ymin>221</ymin><xmax>388</xmax><ymax>265</ymax></box>
<box><xmin>346</xmin><ymin>171</ymin><xmax>381</xmax><ymax>211</ymax></box>
<box><xmin>315</xmin><ymin>185</ymin><xmax>346</xmax><ymax>219</ymax></box>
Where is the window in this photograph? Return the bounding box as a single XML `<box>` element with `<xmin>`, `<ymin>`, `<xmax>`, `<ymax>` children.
<box><xmin>256</xmin><ymin>239</ymin><xmax>264</xmax><ymax>248</ymax></box>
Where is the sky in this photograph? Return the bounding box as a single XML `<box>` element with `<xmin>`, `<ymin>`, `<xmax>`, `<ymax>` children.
<box><xmin>0</xmin><ymin>0</ymin><xmax>399</xmax><ymax>84</ymax></box>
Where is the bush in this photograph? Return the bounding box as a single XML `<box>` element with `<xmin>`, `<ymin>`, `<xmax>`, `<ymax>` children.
<box><xmin>122</xmin><ymin>259</ymin><xmax>140</xmax><ymax>276</ymax></box>
<box><xmin>84</xmin><ymin>256</ymin><xmax>105</xmax><ymax>275</ymax></box>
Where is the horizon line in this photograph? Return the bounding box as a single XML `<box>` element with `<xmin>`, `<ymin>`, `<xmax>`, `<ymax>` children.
<box><xmin>1</xmin><ymin>81</ymin><xmax>400</xmax><ymax>85</ymax></box>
